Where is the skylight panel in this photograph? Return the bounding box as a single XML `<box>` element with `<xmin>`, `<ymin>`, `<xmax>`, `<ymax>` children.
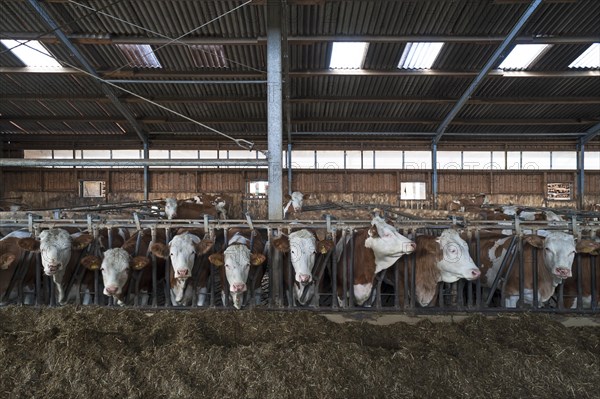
<box><xmin>191</xmin><ymin>45</ymin><xmax>229</xmax><ymax>68</ymax></box>
<box><xmin>329</xmin><ymin>42</ymin><xmax>369</xmax><ymax>69</ymax></box>
<box><xmin>397</xmin><ymin>42</ymin><xmax>444</xmax><ymax>69</ymax></box>
<box><xmin>568</xmin><ymin>43</ymin><xmax>600</xmax><ymax>68</ymax></box>
<box><xmin>1</xmin><ymin>39</ymin><xmax>62</xmax><ymax>67</ymax></box>
<box><xmin>498</xmin><ymin>44</ymin><xmax>550</xmax><ymax>70</ymax></box>
<box><xmin>116</xmin><ymin>44</ymin><xmax>162</xmax><ymax>68</ymax></box>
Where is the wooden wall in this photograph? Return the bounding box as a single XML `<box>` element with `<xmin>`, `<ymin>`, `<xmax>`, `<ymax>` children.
<box><xmin>1</xmin><ymin>168</ymin><xmax>598</xmax><ymax>218</ymax></box>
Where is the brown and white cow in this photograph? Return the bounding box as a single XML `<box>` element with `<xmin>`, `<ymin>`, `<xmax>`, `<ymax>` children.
<box><xmin>389</xmin><ymin>230</ymin><xmax>481</xmax><ymax>307</ymax></box>
<box><xmin>272</xmin><ymin>228</ymin><xmax>334</xmax><ymax>306</ymax></box>
<box><xmin>478</xmin><ymin>231</ymin><xmax>589</xmax><ymax>307</ymax></box>
<box><xmin>283</xmin><ymin>191</ymin><xmax>304</xmax><ymax>219</ymax></box>
<box><xmin>17</xmin><ymin>228</ymin><xmax>95</xmax><ymax>304</ymax></box>
<box><xmin>563</xmin><ymin>241</ymin><xmax>600</xmax><ymax>309</ymax></box>
<box><xmin>1</xmin><ymin>231</ymin><xmax>36</xmax><ymax>305</ymax></box>
<box><xmin>164</xmin><ymin>197</ymin><xmax>223</xmax><ymax>220</ymax></box>
<box><xmin>150</xmin><ymin>228</ymin><xmax>220</xmax><ymax>306</ymax></box>
<box><xmin>80</xmin><ymin>229</ymin><xmax>165</xmax><ymax>306</ymax></box>
<box><xmin>208</xmin><ymin>227</ymin><xmax>267</xmax><ymax>309</ymax></box>
<box><xmin>336</xmin><ymin>215</ymin><xmax>416</xmax><ymax>307</ymax></box>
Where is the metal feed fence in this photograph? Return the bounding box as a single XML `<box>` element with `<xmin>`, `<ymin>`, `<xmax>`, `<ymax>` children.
<box><xmin>1</xmin><ymin>213</ymin><xmax>598</xmax><ymax>314</ymax></box>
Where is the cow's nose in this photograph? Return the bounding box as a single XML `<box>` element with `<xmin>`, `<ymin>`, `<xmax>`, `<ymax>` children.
<box><xmin>406</xmin><ymin>242</ymin><xmax>417</xmax><ymax>252</ymax></box>
<box><xmin>176</xmin><ymin>269</ymin><xmax>189</xmax><ymax>278</ymax></box>
<box><xmin>230</xmin><ymin>283</ymin><xmax>246</xmax><ymax>293</ymax></box>
<box><xmin>299</xmin><ymin>274</ymin><xmax>311</xmax><ymax>284</ymax></box>
<box><xmin>105</xmin><ymin>285</ymin><xmax>118</xmax><ymax>295</ymax></box>
<box><xmin>555</xmin><ymin>268</ymin><xmax>571</xmax><ymax>278</ymax></box>
<box><xmin>470</xmin><ymin>269</ymin><xmax>481</xmax><ymax>279</ymax></box>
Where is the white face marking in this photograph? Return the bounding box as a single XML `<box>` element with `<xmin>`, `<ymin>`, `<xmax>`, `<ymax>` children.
<box><xmin>484</xmin><ymin>236</ymin><xmax>511</xmax><ymax>286</ymax></box>
<box><xmin>223</xmin><ymin>244</ymin><xmax>251</xmax><ymax>295</ymax></box>
<box><xmin>365</xmin><ymin>216</ymin><xmax>415</xmax><ymax>273</ymax></box>
<box><xmin>169</xmin><ymin>233</ymin><xmax>201</xmax><ymax>303</ymax></box>
<box><xmin>39</xmin><ymin>229</ymin><xmax>72</xmax><ymax>276</ymax></box>
<box><xmin>100</xmin><ymin>248</ymin><xmax>131</xmax><ymax>297</ymax></box>
<box><xmin>543</xmin><ymin>232</ymin><xmax>576</xmax><ymax>279</ymax></box>
<box><xmin>291</xmin><ymin>191</ymin><xmax>304</xmax><ymax>212</ymax></box>
<box><xmin>165</xmin><ymin>198</ymin><xmax>177</xmax><ymax>219</ymax></box>
<box><xmin>435</xmin><ymin>230</ymin><xmax>480</xmax><ymax>283</ymax></box>
<box><xmin>289</xmin><ymin>229</ymin><xmax>317</xmax><ymax>284</ymax></box>
<box><xmin>353</xmin><ymin>283</ymin><xmax>373</xmax><ymax>306</ymax></box>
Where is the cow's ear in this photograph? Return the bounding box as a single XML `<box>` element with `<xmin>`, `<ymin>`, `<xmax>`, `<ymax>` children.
<box><xmin>150</xmin><ymin>242</ymin><xmax>169</xmax><ymax>259</ymax></box>
<box><xmin>197</xmin><ymin>239</ymin><xmax>215</xmax><ymax>255</ymax></box>
<box><xmin>524</xmin><ymin>235</ymin><xmax>545</xmax><ymax>248</ymax></box>
<box><xmin>576</xmin><ymin>239</ymin><xmax>600</xmax><ymax>254</ymax></box>
<box><xmin>18</xmin><ymin>237</ymin><xmax>40</xmax><ymax>252</ymax></box>
<box><xmin>81</xmin><ymin>255</ymin><xmax>102</xmax><ymax>271</ymax></box>
<box><xmin>73</xmin><ymin>234</ymin><xmax>94</xmax><ymax>250</ymax></box>
<box><xmin>131</xmin><ymin>256</ymin><xmax>150</xmax><ymax>271</ymax></box>
<box><xmin>0</xmin><ymin>254</ymin><xmax>17</xmax><ymax>270</ymax></box>
<box><xmin>250</xmin><ymin>253</ymin><xmax>266</xmax><ymax>266</ymax></box>
<box><xmin>272</xmin><ymin>235</ymin><xmax>290</xmax><ymax>253</ymax></box>
<box><xmin>209</xmin><ymin>253</ymin><xmax>225</xmax><ymax>267</ymax></box>
<box><xmin>317</xmin><ymin>240</ymin><xmax>334</xmax><ymax>254</ymax></box>
<box><xmin>284</xmin><ymin>193</ymin><xmax>292</xmax><ymax>202</ymax></box>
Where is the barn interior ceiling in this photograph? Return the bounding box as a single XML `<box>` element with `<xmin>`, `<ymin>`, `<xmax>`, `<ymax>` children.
<box><xmin>0</xmin><ymin>0</ymin><xmax>599</xmax><ymax>153</ymax></box>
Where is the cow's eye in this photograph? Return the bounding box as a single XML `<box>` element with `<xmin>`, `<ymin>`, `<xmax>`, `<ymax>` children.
<box><xmin>100</xmin><ymin>268</ymin><xmax>104</xmax><ymax>272</ymax></box>
<box><xmin>545</xmin><ymin>248</ymin><xmax>551</xmax><ymax>252</ymax></box>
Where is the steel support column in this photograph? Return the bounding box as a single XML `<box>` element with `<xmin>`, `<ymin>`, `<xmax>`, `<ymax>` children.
<box><xmin>267</xmin><ymin>1</ymin><xmax>283</xmax><ymax>221</ymax></box>
<box><xmin>577</xmin><ymin>141</ymin><xmax>585</xmax><ymax>210</ymax></box>
<box><xmin>432</xmin><ymin>143</ymin><xmax>438</xmax><ymax>209</ymax></box>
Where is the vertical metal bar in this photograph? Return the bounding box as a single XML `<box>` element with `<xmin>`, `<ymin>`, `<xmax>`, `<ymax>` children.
<box><xmin>267</xmin><ymin>0</ymin><xmax>283</xmax><ymax>220</ymax></box>
<box><xmin>403</xmin><ymin>255</ymin><xmax>410</xmax><ymax>309</ymax></box>
<box><xmin>576</xmin><ymin>253</ymin><xmax>583</xmax><ymax>310</ymax></box>
<box><xmin>518</xmin><ymin>236</ymin><xmax>525</xmax><ymax>308</ymax></box>
<box><xmin>410</xmin><ymin>250</ymin><xmax>417</xmax><ymax>309</ymax></box>
<box><xmin>432</xmin><ymin>142</ymin><xmax>438</xmax><ymax>209</ymax></box>
<box><xmin>394</xmin><ymin>254</ymin><xmax>401</xmax><ymax>309</ymax></box>
<box><xmin>341</xmin><ymin>229</ymin><xmax>348</xmax><ymax>307</ymax></box>
<box><xmin>475</xmin><ymin>230</ymin><xmax>482</xmax><ymax>309</ymax></box>
<box><xmin>331</xmin><ymin>228</ymin><xmax>338</xmax><ymax>309</ymax></box>
<box><xmin>591</xmin><ymin>255</ymin><xmax>597</xmax><ymax>311</ymax></box>
<box><xmin>577</xmin><ymin>141</ymin><xmax>585</xmax><ymax>210</ymax></box>
<box><xmin>35</xmin><ymin>251</ymin><xmax>42</xmax><ymax>305</ymax></box>
<box><xmin>222</xmin><ymin>228</ymin><xmax>230</xmax><ymax>308</ymax></box>
<box><xmin>164</xmin><ymin>227</ymin><xmax>171</xmax><ymax>307</ymax></box>
<box><xmin>151</xmin><ymin>227</ymin><xmax>157</xmax><ymax>307</ymax></box>
<box><xmin>532</xmin><ymin>244</ymin><xmax>539</xmax><ymax>307</ymax></box>
<box><xmin>348</xmin><ymin>229</ymin><xmax>355</xmax><ymax>308</ymax></box>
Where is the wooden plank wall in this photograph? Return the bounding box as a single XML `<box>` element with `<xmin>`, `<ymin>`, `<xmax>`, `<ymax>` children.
<box><xmin>2</xmin><ymin>168</ymin><xmax>599</xmax><ymax>217</ymax></box>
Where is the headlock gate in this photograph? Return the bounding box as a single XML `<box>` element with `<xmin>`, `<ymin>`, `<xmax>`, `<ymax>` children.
<box><xmin>1</xmin><ymin>213</ymin><xmax>598</xmax><ymax>314</ymax></box>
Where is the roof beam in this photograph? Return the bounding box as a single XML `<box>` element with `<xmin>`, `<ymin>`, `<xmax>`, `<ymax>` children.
<box><xmin>580</xmin><ymin>123</ymin><xmax>600</xmax><ymax>145</ymax></box>
<box><xmin>2</xmin><ymin>67</ymin><xmax>598</xmax><ymax>79</ymax></box>
<box><xmin>25</xmin><ymin>0</ymin><xmax>149</xmax><ymax>146</ymax></box>
<box><xmin>4</xmin><ymin>94</ymin><xmax>599</xmax><ymax>105</ymax></box>
<box><xmin>432</xmin><ymin>0</ymin><xmax>543</xmax><ymax>145</ymax></box>
<box><xmin>4</xmin><ymin>115</ymin><xmax>598</xmax><ymax>126</ymax></box>
<box><xmin>5</xmin><ymin>32</ymin><xmax>598</xmax><ymax>45</ymax></box>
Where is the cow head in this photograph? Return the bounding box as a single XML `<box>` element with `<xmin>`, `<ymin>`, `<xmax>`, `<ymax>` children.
<box><xmin>151</xmin><ymin>232</ymin><xmax>212</xmax><ymax>304</ymax></box>
<box><xmin>524</xmin><ymin>232</ymin><xmax>576</xmax><ymax>280</ymax></box>
<box><xmin>283</xmin><ymin>191</ymin><xmax>304</xmax><ymax>218</ymax></box>
<box><xmin>81</xmin><ymin>248</ymin><xmax>150</xmax><ymax>306</ymax></box>
<box><xmin>18</xmin><ymin>228</ymin><xmax>92</xmax><ymax>277</ymax></box>
<box><xmin>365</xmin><ymin>216</ymin><xmax>416</xmax><ymax>272</ymax></box>
<box><xmin>208</xmin><ymin>244</ymin><xmax>266</xmax><ymax>309</ymax></box>
<box><xmin>434</xmin><ymin>229</ymin><xmax>481</xmax><ymax>283</ymax></box>
<box><xmin>164</xmin><ymin>197</ymin><xmax>178</xmax><ymax>219</ymax></box>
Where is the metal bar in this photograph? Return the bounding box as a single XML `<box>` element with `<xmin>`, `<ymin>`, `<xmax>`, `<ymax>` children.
<box><xmin>532</xmin><ymin>244</ymin><xmax>539</xmax><ymax>307</ymax></box>
<box><xmin>331</xmin><ymin>228</ymin><xmax>338</xmax><ymax>310</ymax></box>
<box><xmin>26</xmin><ymin>0</ymin><xmax>149</xmax><ymax>146</ymax></box>
<box><xmin>591</xmin><ymin>255</ymin><xmax>597</xmax><ymax>311</ymax></box>
<box><xmin>486</xmin><ymin>236</ymin><xmax>518</xmax><ymax>306</ymax></box>
<box><xmin>432</xmin><ymin>142</ymin><xmax>438</xmax><ymax>209</ymax></box>
<box><xmin>577</xmin><ymin>141</ymin><xmax>585</xmax><ymax>210</ymax></box>
<box><xmin>267</xmin><ymin>0</ymin><xmax>283</xmax><ymax>220</ymax></box>
<box><xmin>0</xmin><ymin>159</ymin><xmax>268</xmax><ymax>167</ymax></box>
<box><xmin>580</xmin><ymin>122</ymin><xmax>600</xmax><ymax>146</ymax></box>
<box><xmin>348</xmin><ymin>229</ymin><xmax>355</xmax><ymax>308</ymax></box>
<box><xmin>105</xmin><ymin>79</ymin><xmax>267</xmax><ymax>84</ymax></box>
<box><xmin>432</xmin><ymin>0</ymin><xmax>543</xmax><ymax>144</ymax></box>
<box><xmin>576</xmin><ymin>254</ymin><xmax>583</xmax><ymax>310</ymax></box>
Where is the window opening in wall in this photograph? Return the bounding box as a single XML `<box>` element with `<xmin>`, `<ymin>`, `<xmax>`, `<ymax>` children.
<box><xmin>79</xmin><ymin>180</ymin><xmax>106</xmax><ymax>198</ymax></box>
<box><xmin>247</xmin><ymin>180</ymin><xmax>268</xmax><ymax>198</ymax></box>
<box><xmin>547</xmin><ymin>182</ymin><xmax>572</xmax><ymax>201</ymax></box>
<box><xmin>400</xmin><ymin>182</ymin><xmax>426</xmax><ymax>200</ymax></box>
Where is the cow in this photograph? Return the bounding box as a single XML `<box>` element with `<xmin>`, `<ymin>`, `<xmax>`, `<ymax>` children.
<box><xmin>563</xmin><ymin>241</ymin><xmax>600</xmax><ymax>309</ymax></box>
<box><xmin>478</xmin><ymin>231</ymin><xmax>588</xmax><ymax>307</ymax></box>
<box><xmin>283</xmin><ymin>191</ymin><xmax>304</xmax><ymax>219</ymax></box>
<box><xmin>208</xmin><ymin>227</ymin><xmax>267</xmax><ymax>309</ymax></box>
<box><xmin>383</xmin><ymin>230</ymin><xmax>482</xmax><ymax>307</ymax></box>
<box><xmin>500</xmin><ymin>206</ymin><xmax>565</xmax><ymax>222</ymax></box>
<box><xmin>80</xmin><ymin>229</ymin><xmax>166</xmax><ymax>306</ymax></box>
<box><xmin>1</xmin><ymin>232</ymin><xmax>36</xmax><ymax>305</ymax></box>
<box><xmin>17</xmin><ymin>228</ymin><xmax>95</xmax><ymax>305</ymax></box>
<box><xmin>191</xmin><ymin>194</ymin><xmax>230</xmax><ymax>220</ymax></box>
<box><xmin>150</xmin><ymin>228</ymin><xmax>220</xmax><ymax>306</ymax></box>
<box><xmin>164</xmin><ymin>197</ymin><xmax>223</xmax><ymax>220</ymax></box>
<box><xmin>271</xmin><ymin>228</ymin><xmax>334</xmax><ymax>306</ymax></box>
<box><xmin>336</xmin><ymin>215</ymin><xmax>416</xmax><ymax>307</ymax></box>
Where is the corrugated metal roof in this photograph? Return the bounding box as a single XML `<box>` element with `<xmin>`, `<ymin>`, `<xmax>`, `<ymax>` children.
<box><xmin>1</xmin><ymin>0</ymin><xmax>599</xmax><ymax>150</ymax></box>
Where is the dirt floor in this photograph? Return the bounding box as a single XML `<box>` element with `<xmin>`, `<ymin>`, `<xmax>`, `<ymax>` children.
<box><xmin>0</xmin><ymin>306</ymin><xmax>599</xmax><ymax>399</ymax></box>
